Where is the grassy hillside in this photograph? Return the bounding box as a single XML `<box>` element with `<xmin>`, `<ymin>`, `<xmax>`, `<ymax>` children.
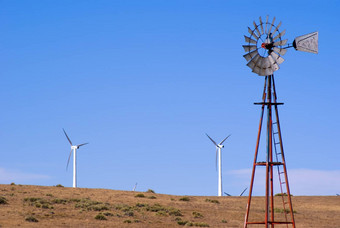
<box><xmin>0</xmin><ymin>184</ymin><xmax>339</xmax><ymax>227</ymax></box>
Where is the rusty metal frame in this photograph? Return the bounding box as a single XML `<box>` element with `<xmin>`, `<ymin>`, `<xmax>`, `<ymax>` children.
<box><xmin>244</xmin><ymin>75</ymin><xmax>296</xmax><ymax>228</ymax></box>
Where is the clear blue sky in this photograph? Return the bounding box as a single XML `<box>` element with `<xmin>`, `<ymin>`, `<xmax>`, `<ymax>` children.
<box><xmin>0</xmin><ymin>0</ymin><xmax>339</xmax><ymax>196</ymax></box>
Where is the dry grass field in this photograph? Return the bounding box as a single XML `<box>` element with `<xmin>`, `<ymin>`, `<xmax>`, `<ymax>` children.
<box><xmin>0</xmin><ymin>184</ymin><xmax>339</xmax><ymax>227</ymax></box>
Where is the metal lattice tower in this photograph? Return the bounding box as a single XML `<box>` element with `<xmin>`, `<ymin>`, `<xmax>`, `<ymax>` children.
<box><xmin>242</xmin><ymin>16</ymin><xmax>318</xmax><ymax>228</ymax></box>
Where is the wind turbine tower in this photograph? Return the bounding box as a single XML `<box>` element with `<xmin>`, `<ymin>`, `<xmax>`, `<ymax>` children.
<box><xmin>63</xmin><ymin>129</ymin><xmax>88</xmax><ymax>188</ymax></box>
<box><xmin>206</xmin><ymin>133</ymin><xmax>231</xmax><ymax>196</ymax></box>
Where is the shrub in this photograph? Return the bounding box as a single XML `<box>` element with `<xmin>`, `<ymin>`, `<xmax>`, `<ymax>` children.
<box><xmin>156</xmin><ymin>211</ymin><xmax>167</xmax><ymax>216</ymax></box>
<box><xmin>123</xmin><ymin>219</ymin><xmax>132</xmax><ymax>223</ymax></box>
<box><xmin>146</xmin><ymin>189</ymin><xmax>155</xmax><ymax>193</ymax></box>
<box><xmin>94</xmin><ymin>213</ymin><xmax>107</xmax><ymax>220</ymax></box>
<box><xmin>148</xmin><ymin>196</ymin><xmax>157</xmax><ymax>199</ymax></box>
<box><xmin>103</xmin><ymin>212</ymin><xmax>114</xmax><ymax>216</ymax></box>
<box><xmin>125</xmin><ymin>211</ymin><xmax>134</xmax><ymax>217</ymax></box>
<box><xmin>193</xmin><ymin>222</ymin><xmax>210</xmax><ymax>227</ymax></box>
<box><xmin>275</xmin><ymin>193</ymin><xmax>288</xmax><ymax>196</ymax></box>
<box><xmin>205</xmin><ymin>199</ymin><xmax>219</xmax><ymax>204</ymax></box>
<box><xmin>52</xmin><ymin>198</ymin><xmax>67</xmax><ymax>204</ymax></box>
<box><xmin>221</xmin><ymin>219</ymin><xmax>227</xmax><ymax>223</ymax></box>
<box><xmin>10</xmin><ymin>182</ymin><xmax>15</xmax><ymax>185</ymax></box>
<box><xmin>25</xmin><ymin>216</ymin><xmax>38</xmax><ymax>222</ymax></box>
<box><xmin>0</xmin><ymin>196</ymin><xmax>8</xmax><ymax>205</ymax></box>
<box><xmin>177</xmin><ymin>220</ymin><xmax>188</xmax><ymax>225</ymax></box>
<box><xmin>46</xmin><ymin>194</ymin><xmax>53</xmax><ymax>197</ymax></box>
<box><xmin>135</xmin><ymin>193</ymin><xmax>145</xmax><ymax>198</ymax></box>
<box><xmin>55</xmin><ymin>184</ymin><xmax>64</xmax><ymax>187</ymax></box>
<box><xmin>179</xmin><ymin>197</ymin><xmax>190</xmax><ymax>201</ymax></box>
<box><xmin>168</xmin><ymin>208</ymin><xmax>182</xmax><ymax>216</ymax></box>
<box><xmin>192</xmin><ymin>211</ymin><xmax>204</xmax><ymax>218</ymax></box>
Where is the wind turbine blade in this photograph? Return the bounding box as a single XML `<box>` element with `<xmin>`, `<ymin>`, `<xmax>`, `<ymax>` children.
<box><xmin>66</xmin><ymin>149</ymin><xmax>72</xmax><ymax>170</ymax></box>
<box><xmin>63</xmin><ymin>128</ymin><xmax>73</xmax><ymax>145</ymax></box>
<box><xmin>206</xmin><ymin>133</ymin><xmax>218</xmax><ymax>147</ymax></box>
<box><xmin>215</xmin><ymin>148</ymin><xmax>218</xmax><ymax>172</ymax></box>
<box><xmin>77</xmin><ymin>143</ymin><xmax>89</xmax><ymax>148</ymax></box>
<box><xmin>244</xmin><ymin>35</ymin><xmax>257</xmax><ymax>45</ymax></box>
<box><xmin>219</xmin><ymin>134</ymin><xmax>231</xmax><ymax>145</ymax></box>
<box><xmin>224</xmin><ymin>192</ymin><xmax>231</xmax><ymax>196</ymax></box>
<box><xmin>239</xmin><ymin>187</ymin><xmax>248</xmax><ymax>196</ymax></box>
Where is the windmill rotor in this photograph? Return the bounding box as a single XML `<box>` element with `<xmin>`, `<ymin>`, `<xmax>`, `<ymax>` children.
<box><xmin>243</xmin><ymin>16</ymin><xmax>287</xmax><ymax>76</ymax></box>
<box><xmin>243</xmin><ymin>16</ymin><xmax>318</xmax><ymax>77</ymax></box>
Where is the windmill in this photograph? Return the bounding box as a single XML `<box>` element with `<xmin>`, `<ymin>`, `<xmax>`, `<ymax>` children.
<box><xmin>63</xmin><ymin>128</ymin><xmax>88</xmax><ymax>188</ymax></box>
<box><xmin>224</xmin><ymin>187</ymin><xmax>248</xmax><ymax>197</ymax></box>
<box><xmin>206</xmin><ymin>133</ymin><xmax>231</xmax><ymax>197</ymax></box>
<box><xmin>242</xmin><ymin>16</ymin><xmax>318</xmax><ymax>228</ymax></box>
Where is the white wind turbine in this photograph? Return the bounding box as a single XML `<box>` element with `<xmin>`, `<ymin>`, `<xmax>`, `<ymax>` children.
<box><xmin>63</xmin><ymin>128</ymin><xmax>88</xmax><ymax>188</ymax></box>
<box><xmin>206</xmin><ymin>133</ymin><xmax>231</xmax><ymax>197</ymax></box>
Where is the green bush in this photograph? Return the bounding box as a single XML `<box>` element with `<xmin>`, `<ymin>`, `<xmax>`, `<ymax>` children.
<box><xmin>179</xmin><ymin>197</ymin><xmax>190</xmax><ymax>201</ymax></box>
<box><xmin>0</xmin><ymin>196</ymin><xmax>8</xmax><ymax>204</ymax></box>
<box><xmin>103</xmin><ymin>212</ymin><xmax>114</xmax><ymax>216</ymax></box>
<box><xmin>10</xmin><ymin>182</ymin><xmax>15</xmax><ymax>185</ymax></box>
<box><xmin>25</xmin><ymin>216</ymin><xmax>38</xmax><ymax>222</ymax></box>
<box><xmin>55</xmin><ymin>184</ymin><xmax>64</xmax><ymax>187</ymax></box>
<box><xmin>148</xmin><ymin>196</ymin><xmax>157</xmax><ymax>199</ymax></box>
<box><xmin>192</xmin><ymin>211</ymin><xmax>204</xmax><ymax>218</ymax></box>
<box><xmin>221</xmin><ymin>219</ymin><xmax>227</xmax><ymax>223</ymax></box>
<box><xmin>205</xmin><ymin>198</ymin><xmax>219</xmax><ymax>204</ymax></box>
<box><xmin>135</xmin><ymin>193</ymin><xmax>145</xmax><ymax>198</ymax></box>
<box><xmin>146</xmin><ymin>189</ymin><xmax>155</xmax><ymax>193</ymax></box>
<box><xmin>52</xmin><ymin>198</ymin><xmax>67</xmax><ymax>204</ymax></box>
<box><xmin>123</xmin><ymin>219</ymin><xmax>132</xmax><ymax>223</ymax></box>
<box><xmin>94</xmin><ymin>213</ymin><xmax>107</xmax><ymax>220</ymax></box>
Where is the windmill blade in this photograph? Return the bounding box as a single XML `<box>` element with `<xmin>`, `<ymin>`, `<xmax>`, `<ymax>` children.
<box><xmin>264</xmin><ymin>15</ymin><xmax>269</xmax><ymax>33</ymax></box>
<box><xmin>248</xmin><ymin>27</ymin><xmax>258</xmax><ymax>40</ymax></box>
<box><xmin>243</xmin><ymin>49</ymin><xmax>258</xmax><ymax>62</ymax></box>
<box><xmin>63</xmin><ymin>128</ymin><xmax>73</xmax><ymax>145</ymax></box>
<box><xmin>66</xmin><ymin>149</ymin><xmax>72</xmax><ymax>170</ymax></box>
<box><xmin>244</xmin><ymin>35</ymin><xmax>257</xmax><ymax>45</ymax></box>
<box><xmin>242</xmin><ymin>45</ymin><xmax>257</xmax><ymax>52</ymax></box>
<box><xmin>273</xmin><ymin>47</ymin><xmax>287</xmax><ymax>56</ymax></box>
<box><xmin>273</xmin><ymin>29</ymin><xmax>286</xmax><ymax>42</ymax></box>
<box><xmin>268</xmin><ymin>16</ymin><xmax>276</xmax><ymax>35</ymax></box>
<box><xmin>259</xmin><ymin>16</ymin><xmax>264</xmax><ymax>35</ymax></box>
<box><xmin>259</xmin><ymin>58</ymin><xmax>274</xmax><ymax>76</ymax></box>
<box><xmin>239</xmin><ymin>187</ymin><xmax>248</xmax><ymax>196</ymax></box>
<box><xmin>272</xmin><ymin>21</ymin><xmax>282</xmax><ymax>36</ymax></box>
<box><xmin>206</xmin><ymin>133</ymin><xmax>218</xmax><ymax>147</ymax></box>
<box><xmin>253</xmin><ymin>21</ymin><xmax>261</xmax><ymax>37</ymax></box>
<box><xmin>219</xmin><ymin>134</ymin><xmax>231</xmax><ymax>145</ymax></box>
<box><xmin>268</xmin><ymin>55</ymin><xmax>280</xmax><ymax>72</ymax></box>
<box><xmin>273</xmin><ymin>39</ymin><xmax>287</xmax><ymax>47</ymax></box>
<box><xmin>77</xmin><ymin>142</ymin><xmax>89</xmax><ymax>148</ymax></box>
<box><xmin>224</xmin><ymin>192</ymin><xmax>231</xmax><ymax>196</ymax></box>
<box><xmin>247</xmin><ymin>54</ymin><xmax>260</xmax><ymax>70</ymax></box>
<box><xmin>270</xmin><ymin>51</ymin><xmax>285</xmax><ymax>65</ymax></box>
